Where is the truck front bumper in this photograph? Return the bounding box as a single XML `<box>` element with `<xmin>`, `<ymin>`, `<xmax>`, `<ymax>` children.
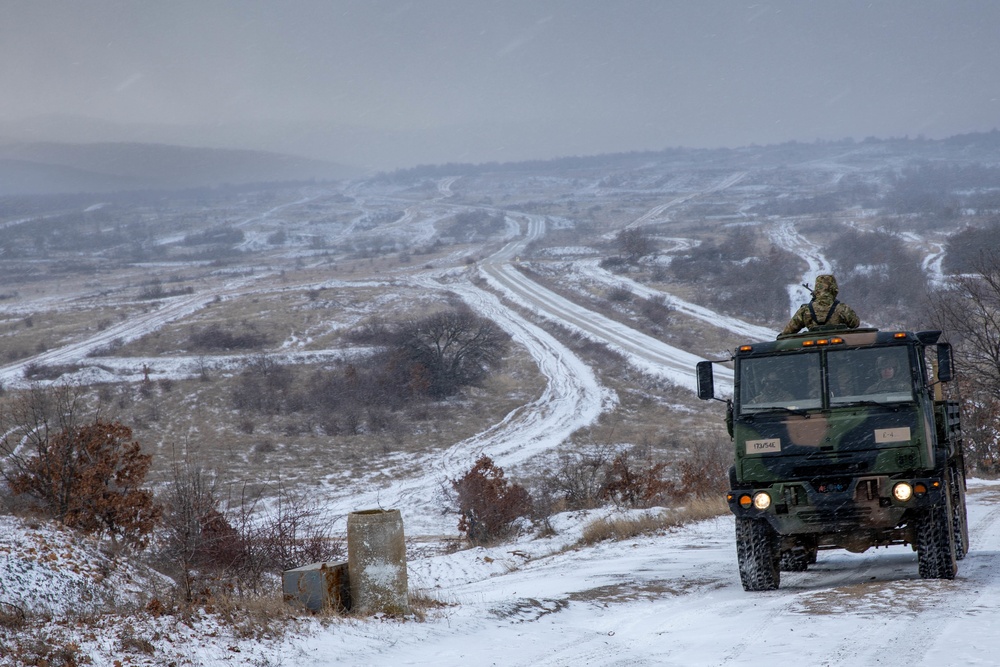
<box><xmin>727</xmin><ymin>475</ymin><xmax>947</xmax><ymax>535</ymax></box>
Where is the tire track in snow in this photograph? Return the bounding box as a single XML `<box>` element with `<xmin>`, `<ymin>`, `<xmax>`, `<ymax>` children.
<box><xmin>0</xmin><ymin>275</ymin><xmax>264</xmax><ymax>387</ymax></box>
<box><xmin>769</xmin><ymin>220</ymin><xmax>833</xmax><ymax>315</ymax></box>
<box><xmin>317</xmin><ymin>274</ymin><xmax>615</xmax><ymax>537</ymax></box>
<box><xmin>481</xmin><ymin>216</ymin><xmax>733</xmax><ymax>391</ymax></box>
<box><xmin>626</xmin><ymin>172</ymin><xmax>747</xmax><ymax>229</ymax></box>
<box><xmin>871</xmin><ymin>486</ymin><xmax>1000</xmax><ymax>664</ymax></box>
<box><xmin>574</xmin><ymin>258</ymin><xmax>779</xmax><ymax>342</ymax></box>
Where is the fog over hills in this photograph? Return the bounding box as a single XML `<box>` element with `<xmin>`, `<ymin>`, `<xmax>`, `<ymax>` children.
<box><xmin>4</xmin><ymin>3</ymin><xmax>999</xmax><ymax>170</ymax></box>
<box><xmin>0</xmin><ymin>140</ymin><xmax>356</xmax><ymax>195</ymax></box>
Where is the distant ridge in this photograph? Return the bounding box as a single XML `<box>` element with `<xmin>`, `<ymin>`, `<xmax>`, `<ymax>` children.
<box><xmin>0</xmin><ymin>141</ymin><xmax>357</xmax><ymax>195</ymax></box>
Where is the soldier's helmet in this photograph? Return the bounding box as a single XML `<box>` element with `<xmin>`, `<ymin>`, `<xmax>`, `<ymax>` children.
<box><xmin>814</xmin><ymin>274</ymin><xmax>839</xmax><ymax>297</ymax></box>
<box><xmin>876</xmin><ymin>355</ymin><xmax>899</xmax><ymax>375</ymax></box>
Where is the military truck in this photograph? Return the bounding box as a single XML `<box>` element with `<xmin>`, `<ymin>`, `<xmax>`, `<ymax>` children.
<box><xmin>696</xmin><ymin>327</ymin><xmax>968</xmax><ymax>591</ymax></box>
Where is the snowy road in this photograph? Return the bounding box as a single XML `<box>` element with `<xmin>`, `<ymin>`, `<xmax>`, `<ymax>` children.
<box><xmin>316</xmin><ymin>273</ymin><xmax>616</xmax><ymax>537</ymax></box>
<box><xmin>274</xmin><ymin>480</ymin><xmax>1000</xmax><ymax>667</ymax></box>
<box><xmin>480</xmin><ymin>215</ymin><xmax>733</xmax><ymax>390</ymax></box>
<box><xmin>769</xmin><ymin>220</ymin><xmax>834</xmax><ymax>314</ymax></box>
<box><xmin>627</xmin><ymin>172</ymin><xmax>747</xmax><ymax>229</ymax></box>
<box><xmin>574</xmin><ymin>258</ymin><xmax>778</xmax><ymax>342</ymax></box>
<box><xmin>0</xmin><ymin>275</ymin><xmax>266</xmax><ymax>387</ymax></box>
<box><xmin>310</xmin><ymin>207</ymin><xmax>742</xmax><ymax>535</ymax></box>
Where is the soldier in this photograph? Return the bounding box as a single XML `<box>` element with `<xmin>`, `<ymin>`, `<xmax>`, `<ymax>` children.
<box><xmin>866</xmin><ymin>356</ymin><xmax>909</xmax><ymax>394</ymax></box>
<box><xmin>781</xmin><ymin>274</ymin><xmax>859</xmax><ymax>336</ymax></box>
<box><xmin>749</xmin><ymin>369</ymin><xmax>794</xmax><ymax>405</ymax></box>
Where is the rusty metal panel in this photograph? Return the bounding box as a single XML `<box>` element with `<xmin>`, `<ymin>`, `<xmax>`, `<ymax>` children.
<box><xmin>282</xmin><ymin>560</ymin><xmax>351</xmax><ymax>613</ymax></box>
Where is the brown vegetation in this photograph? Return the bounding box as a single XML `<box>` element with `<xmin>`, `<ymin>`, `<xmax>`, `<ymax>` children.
<box><xmin>0</xmin><ymin>387</ymin><xmax>159</xmax><ymax>549</ymax></box>
<box><xmin>452</xmin><ymin>455</ymin><xmax>532</xmax><ymax>544</ymax></box>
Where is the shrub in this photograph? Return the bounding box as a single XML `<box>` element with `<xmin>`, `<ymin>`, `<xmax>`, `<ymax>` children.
<box><xmin>535</xmin><ymin>449</ymin><xmax>612</xmax><ymax>512</ymax></box>
<box><xmin>157</xmin><ymin>464</ymin><xmax>233</xmax><ymax>603</ymax></box>
<box><xmin>452</xmin><ymin>455</ymin><xmax>532</xmax><ymax>544</ymax></box>
<box><xmin>598</xmin><ymin>449</ymin><xmax>672</xmax><ymax>508</ymax></box>
<box><xmin>22</xmin><ymin>362</ymin><xmax>82</xmax><ymax>380</ymax></box>
<box><xmin>672</xmin><ymin>438</ymin><xmax>732</xmax><ymax>498</ymax></box>
<box><xmin>157</xmin><ymin>467</ymin><xmax>344</xmax><ymax>602</ymax></box>
<box><xmin>599</xmin><ymin>255</ymin><xmax>629</xmax><ymax>272</ymax></box>
<box><xmin>231</xmin><ymin>353</ymin><xmax>293</xmax><ymax>414</ymax></box>
<box><xmin>188</xmin><ymin>322</ymin><xmax>268</xmax><ymax>351</ymax></box>
<box><xmin>606</xmin><ymin>285</ymin><xmax>633</xmax><ymax>303</ymax></box>
<box><xmin>615</xmin><ymin>228</ymin><xmax>656</xmax><ymax>262</ymax></box>
<box><xmin>639</xmin><ymin>294</ymin><xmax>673</xmax><ymax>326</ymax></box>
<box><xmin>6</xmin><ymin>418</ymin><xmax>161</xmax><ymax>549</ymax></box>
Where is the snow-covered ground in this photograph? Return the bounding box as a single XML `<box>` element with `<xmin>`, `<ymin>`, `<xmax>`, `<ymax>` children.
<box><xmin>286</xmin><ymin>480</ymin><xmax>1000</xmax><ymax>667</ymax></box>
<box><xmin>6</xmin><ymin>481</ymin><xmax>1000</xmax><ymax>666</ymax></box>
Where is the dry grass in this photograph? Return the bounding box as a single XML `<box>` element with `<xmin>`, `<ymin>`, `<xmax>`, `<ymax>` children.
<box><xmin>0</xmin><ymin>303</ymin><xmax>137</xmax><ymax>364</ymax></box>
<box><xmin>93</xmin><ymin>316</ymin><xmax>548</xmax><ymax>498</ymax></box>
<box><xmin>578</xmin><ymin>496</ymin><xmax>727</xmax><ymax>545</ymax></box>
<box><xmin>207</xmin><ymin>591</ymin><xmax>309</xmax><ymax>639</ymax></box>
<box><xmin>406</xmin><ymin>588</ymin><xmax>454</xmax><ymax>622</ymax></box>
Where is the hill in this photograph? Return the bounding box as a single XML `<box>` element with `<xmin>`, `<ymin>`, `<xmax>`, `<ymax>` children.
<box><xmin>0</xmin><ymin>141</ymin><xmax>357</xmax><ymax>195</ymax></box>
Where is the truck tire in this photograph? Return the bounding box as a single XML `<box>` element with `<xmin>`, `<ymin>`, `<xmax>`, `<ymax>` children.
<box><xmin>780</xmin><ymin>547</ymin><xmax>809</xmax><ymax>572</ymax></box>
<box><xmin>951</xmin><ymin>465</ymin><xmax>970</xmax><ymax>561</ymax></box>
<box><xmin>736</xmin><ymin>518</ymin><xmax>780</xmax><ymax>591</ymax></box>
<box><xmin>915</xmin><ymin>483</ymin><xmax>958</xmax><ymax>579</ymax></box>
<box><xmin>806</xmin><ymin>544</ymin><xmax>818</xmax><ymax>564</ymax></box>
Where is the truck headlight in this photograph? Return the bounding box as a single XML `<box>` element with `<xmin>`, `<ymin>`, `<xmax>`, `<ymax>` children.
<box><xmin>892</xmin><ymin>482</ymin><xmax>913</xmax><ymax>502</ymax></box>
<box><xmin>753</xmin><ymin>492</ymin><xmax>771</xmax><ymax>510</ymax></box>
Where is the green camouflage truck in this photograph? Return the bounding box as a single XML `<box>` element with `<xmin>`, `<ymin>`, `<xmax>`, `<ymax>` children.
<box><xmin>696</xmin><ymin>327</ymin><xmax>968</xmax><ymax>591</ymax></box>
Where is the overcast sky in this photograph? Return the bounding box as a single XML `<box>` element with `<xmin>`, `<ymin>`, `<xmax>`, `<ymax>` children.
<box><xmin>2</xmin><ymin>0</ymin><xmax>998</xmax><ymax>169</ymax></box>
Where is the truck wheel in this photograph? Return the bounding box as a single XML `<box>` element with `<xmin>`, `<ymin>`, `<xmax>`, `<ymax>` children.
<box><xmin>780</xmin><ymin>547</ymin><xmax>809</xmax><ymax>572</ymax></box>
<box><xmin>736</xmin><ymin>518</ymin><xmax>780</xmax><ymax>591</ymax></box>
<box><xmin>806</xmin><ymin>544</ymin><xmax>818</xmax><ymax>564</ymax></box>
<box><xmin>915</xmin><ymin>484</ymin><xmax>958</xmax><ymax>579</ymax></box>
<box><xmin>951</xmin><ymin>465</ymin><xmax>970</xmax><ymax>561</ymax></box>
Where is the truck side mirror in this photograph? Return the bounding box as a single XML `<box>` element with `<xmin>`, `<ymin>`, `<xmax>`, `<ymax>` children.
<box><xmin>937</xmin><ymin>343</ymin><xmax>954</xmax><ymax>382</ymax></box>
<box><xmin>696</xmin><ymin>361</ymin><xmax>715</xmax><ymax>400</ymax></box>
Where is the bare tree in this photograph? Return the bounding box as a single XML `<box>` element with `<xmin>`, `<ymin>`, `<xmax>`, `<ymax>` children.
<box><xmin>615</xmin><ymin>228</ymin><xmax>656</xmax><ymax>263</ymax></box>
<box><xmin>929</xmin><ymin>248</ymin><xmax>1000</xmax><ymax>472</ymax></box>
<box><xmin>930</xmin><ymin>248</ymin><xmax>1000</xmax><ymax>399</ymax></box>
<box><xmin>157</xmin><ymin>460</ymin><xmax>230</xmax><ymax>603</ymax></box>
<box><xmin>394</xmin><ymin>307</ymin><xmax>510</xmax><ymax>398</ymax></box>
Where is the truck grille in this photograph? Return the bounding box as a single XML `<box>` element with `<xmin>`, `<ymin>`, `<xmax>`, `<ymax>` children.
<box><xmin>798</xmin><ymin>507</ymin><xmax>873</xmax><ymax>525</ymax></box>
<box><xmin>792</xmin><ymin>461</ymin><xmax>868</xmax><ymax>478</ymax></box>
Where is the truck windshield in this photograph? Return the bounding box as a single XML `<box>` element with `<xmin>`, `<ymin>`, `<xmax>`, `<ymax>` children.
<box><xmin>739</xmin><ymin>345</ymin><xmax>915</xmax><ymax>415</ymax></box>
<box><xmin>828</xmin><ymin>346</ymin><xmax>913</xmax><ymax>406</ymax></box>
<box><xmin>739</xmin><ymin>353</ymin><xmax>821</xmax><ymax>414</ymax></box>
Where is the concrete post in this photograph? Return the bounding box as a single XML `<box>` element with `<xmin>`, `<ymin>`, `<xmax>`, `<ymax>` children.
<box><xmin>347</xmin><ymin>508</ymin><xmax>409</xmax><ymax>615</ymax></box>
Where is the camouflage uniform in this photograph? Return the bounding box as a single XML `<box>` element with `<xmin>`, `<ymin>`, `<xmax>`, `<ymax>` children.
<box><xmin>781</xmin><ymin>274</ymin><xmax>859</xmax><ymax>336</ymax></box>
<box><xmin>866</xmin><ymin>357</ymin><xmax>908</xmax><ymax>393</ymax></box>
